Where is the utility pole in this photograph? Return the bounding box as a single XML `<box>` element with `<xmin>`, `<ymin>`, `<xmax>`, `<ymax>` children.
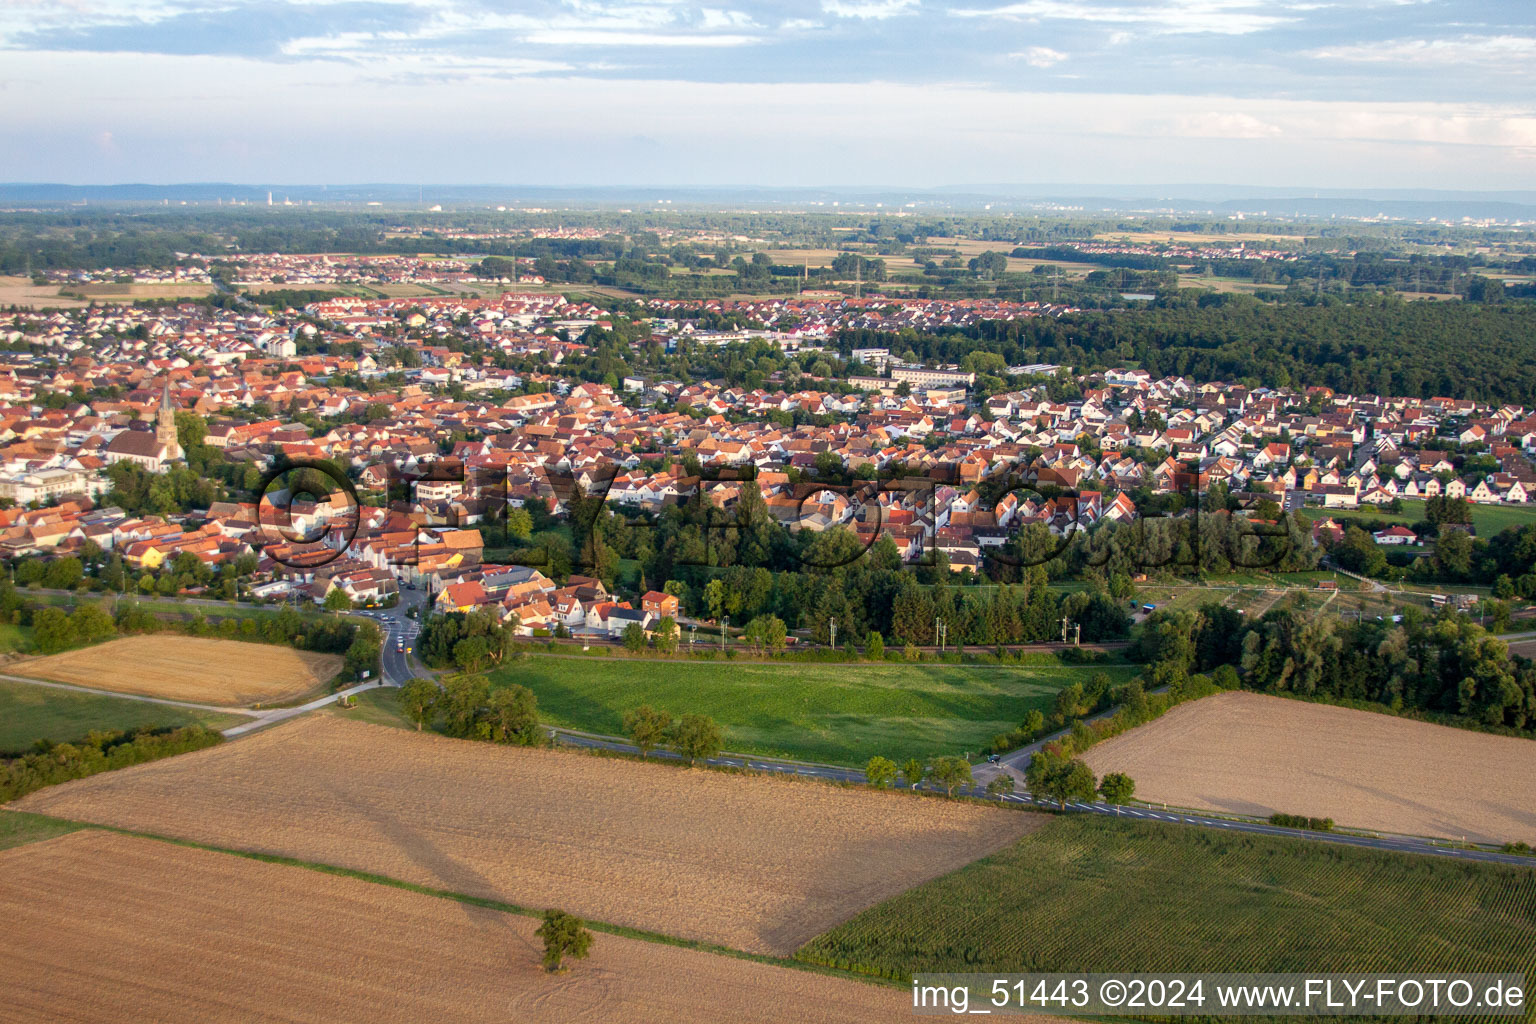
<box><xmin>829</xmin><ymin>616</ymin><xmax>837</xmax><ymax>651</ymax></box>
<box><xmin>721</xmin><ymin>615</ymin><xmax>728</xmax><ymax>652</ymax></box>
<box><xmin>853</xmin><ymin>258</ymin><xmax>861</xmax><ymax>300</ymax></box>
<box><xmin>1060</xmin><ymin>615</ymin><xmax>1071</xmax><ymax>644</ymax></box>
<box><xmin>1073</xmin><ymin>622</ymin><xmax>1081</xmax><ymax>647</ymax></box>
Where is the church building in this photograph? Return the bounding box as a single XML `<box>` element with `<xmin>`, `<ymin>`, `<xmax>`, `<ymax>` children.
<box><xmin>104</xmin><ymin>379</ymin><xmax>184</xmax><ymax>473</ymax></box>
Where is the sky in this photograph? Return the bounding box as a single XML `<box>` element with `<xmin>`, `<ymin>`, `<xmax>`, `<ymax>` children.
<box><xmin>2</xmin><ymin>0</ymin><xmax>1534</xmax><ymax>188</ymax></box>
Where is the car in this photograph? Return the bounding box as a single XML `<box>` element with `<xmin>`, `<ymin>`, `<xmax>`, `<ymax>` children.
<box><xmin>987</xmin><ymin>754</ymin><xmax>1000</xmax><ymax>764</ymax></box>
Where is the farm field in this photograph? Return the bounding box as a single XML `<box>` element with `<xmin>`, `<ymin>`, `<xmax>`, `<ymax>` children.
<box><xmin>799</xmin><ymin>815</ymin><xmax>1536</xmax><ymax>1005</ymax></box>
<box><xmin>0</xmin><ymin>679</ymin><xmax>248</xmax><ymax>752</ymax></box>
<box><xmin>0</xmin><ymin>829</ymin><xmax>910</xmax><ymax>1024</ymax></box>
<box><xmin>0</xmin><ymin>275</ymin><xmax>92</xmax><ymax>308</ymax></box>
<box><xmin>0</xmin><ymin>277</ymin><xmax>217</xmax><ymax>306</ymax></box>
<box><xmin>11</xmin><ymin>716</ymin><xmax>1042</xmax><ymax>955</ymax></box>
<box><xmin>1080</xmin><ymin>691</ymin><xmax>1536</xmax><ymax>843</ymax></box>
<box><xmin>489</xmin><ymin>655</ymin><xmax>1136</xmax><ymax>765</ymax></box>
<box><xmin>12</xmin><ymin>635</ymin><xmax>343</xmax><ymax>707</ymax></box>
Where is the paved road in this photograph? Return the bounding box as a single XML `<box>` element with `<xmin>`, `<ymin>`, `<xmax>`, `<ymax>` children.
<box><xmin>351</xmin><ymin>590</ymin><xmax>428</xmax><ymax>685</ymax></box>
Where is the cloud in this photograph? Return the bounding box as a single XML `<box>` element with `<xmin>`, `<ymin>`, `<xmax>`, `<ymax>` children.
<box><xmin>1174</xmin><ymin>111</ymin><xmax>1282</xmax><ymax>138</ymax></box>
<box><xmin>1011</xmin><ymin>45</ymin><xmax>1066</xmax><ymax>67</ymax></box>
<box><xmin>952</xmin><ymin>0</ymin><xmax>1299</xmax><ymax>35</ymax></box>
<box><xmin>820</xmin><ymin>0</ymin><xmax>919</xmax><ymax>20</ymax></box>
<box><xmin>1309</xmin><ymin>35</ymin><xmax>1536</xmax><ymax>71</ymax></box>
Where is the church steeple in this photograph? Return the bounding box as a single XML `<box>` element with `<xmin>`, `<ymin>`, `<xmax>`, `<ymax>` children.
<box><xmin>156</xmin><ymin>378</ymin><xmax>182</xmax><ymax>459</ymax></box>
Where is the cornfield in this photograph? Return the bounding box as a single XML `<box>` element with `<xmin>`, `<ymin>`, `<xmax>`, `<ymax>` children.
<box><xmin>800</xmin><ymin>815</ymin><xmax>1536</xmax><ymax>1024</ymax></box>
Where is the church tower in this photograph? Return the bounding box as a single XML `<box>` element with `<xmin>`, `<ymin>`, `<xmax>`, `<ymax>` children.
<box><xmin>156</xmin><ymin>379</ymin><xmax>183</xmax><ymax>461</ymax></box>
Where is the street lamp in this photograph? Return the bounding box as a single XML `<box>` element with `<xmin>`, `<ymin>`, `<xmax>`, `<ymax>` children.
<box><xmin>721</xmin><ymin>615</ymin><xmax>728</xmax><ymax>652</ymax></box>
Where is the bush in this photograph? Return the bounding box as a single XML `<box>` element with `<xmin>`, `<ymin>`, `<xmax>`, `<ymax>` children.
<box><xmin>0</xmin><ymin>725</ymin><xmax>223</xmax><ymax>802</ymax></box>
<box><xmin>1269</xmin><ymin>813</ymin><xmax>1334</xmax><ymax>832</ymax></box>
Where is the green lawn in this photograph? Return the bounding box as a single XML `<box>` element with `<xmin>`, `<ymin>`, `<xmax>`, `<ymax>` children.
<box><xmin>799</xmin><ymin>815</ymin><xmax>1536</xmax><ymax>1018</ymax></box>
<box><xmin>0</xmin><ymin>622</ymin><xmax>31</xmax><ymax>654</ymax></box>
<box><xmin>328</xmin><ymin>686</ymin><xmax>415</xmax><ymax>730</ymax></box>
<box><xmin>0</xmin><ymin>810</ymin><xmax>83</xmax><ymax>852</ymax></box>
<box><xmin>0</xmin><ymin>680</ymin><xmax>249</xmax><ymax>753</ymax></box>
<box><xmin>487</xmin><ymin>655</ymin><xmax>1136</xmax><ymax>765</ymax></box>
<box><xmin>1299</xmin><ymin>499</ymin><xmax>1536</xmax><ymax>537</ymax></box>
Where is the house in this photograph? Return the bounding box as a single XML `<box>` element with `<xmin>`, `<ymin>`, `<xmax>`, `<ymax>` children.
<box><xmin>1373</xmin><ymin>525</ymin><xmax>1418</xmax><ymax>546</ymax></box>
<box><xmin>641</xmin><ymin>590</ymin><xmax>679</xmax><ymax>619</ymax></box>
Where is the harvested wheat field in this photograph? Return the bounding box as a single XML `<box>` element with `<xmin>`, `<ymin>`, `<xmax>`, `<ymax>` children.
<box><xmin>14</xmin><ymin>636</ymin><xmax>343</xmax><ymax>706</ymax></box>
<box><xmin>1081</xmin><ymin>691</ymin><xmax>1536</xmax><ymax>843</ymax></box>
<box><xmin>0</xmin><ymin>829</ymin><xmax>910</xmax><ymax>1024</ymax></box>
<box><xmin>12</xmin><ymin>716</ymin><xmax>1040</xmax><ymax>954</ymax></box>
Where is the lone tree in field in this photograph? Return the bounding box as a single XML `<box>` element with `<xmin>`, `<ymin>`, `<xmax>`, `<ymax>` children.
<box><xmin>622</xmin><ymin>705</ymin><xmax>672</xmax><ymax>758</ymax></box>
<box><xmin>865</xmin><ymin>755</ymin><xmax>898</xmax><ymax>789</ymax></box>
<box><xmin>930</xmin><ymin>756</ymin><xmax>974</xmax><ymax>798</ymax></box>
<box><xmin>536</xmin><ymin>909</ymin><xmax>592</xmax><ymax>973</ymax></box>
<box><xmin>398</xmin><ymin>677</ymin><xmax>439</xmax><ymax>731</ymax></box>
<box><xmin>1098</xmin><ymin>772</ymin><xmax>1136</xmax><ymax>805</ymax></box>
<box><xmin>901</xmin><ymin>758</ymin><xmax>926</xmax><ymax>789</ymax></box>
<box><xmin>668</xmin><ymin>713</ymin><xmax>723</xmax><ymax>765</ymax></box>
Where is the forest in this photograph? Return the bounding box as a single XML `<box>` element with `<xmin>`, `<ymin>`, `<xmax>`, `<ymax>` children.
<box><xmin>839</xmin><ymin>293</ymin><xmax>1536</xmax><ymax>404</ymax></box>
<box><xmin>1139</xmin><ymin>601</ymin><xmax>1536</xmax><ymax>734</ymax></box>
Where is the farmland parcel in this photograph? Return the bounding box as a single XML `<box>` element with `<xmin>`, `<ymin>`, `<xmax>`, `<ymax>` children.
<box><xmin>13</xmin><ymin>636</ymin><xmax>343</xmax><ymax>707</ymax></box>
<box><xmin>800</xmin><ymin>814</ymin><xmax>1536</xmax><ymax>1024</ymax></box>
<box><xmin>11</xmin><ymin>716</ymin><xmax>1041</xmax><ymax>954</ymax></box>
<box><xmin>0</xmin><ymin>829</ymin><xmax>911</xmax><ymax>1024</ymax></box>
<box><xmin>490</xmin><ymin>655</ymin><xmax>1137</xmax><ymax>765</ymax></box>
<box><xmin>1080</xmin><ymin>691</ymin><xmax>1536</xmax><ymax>843</ymax></box>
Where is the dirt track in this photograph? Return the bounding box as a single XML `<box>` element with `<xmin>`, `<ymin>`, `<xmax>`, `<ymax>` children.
<box><xmin>0</xmin><ymin>829</ymin><xmax>910</xmax><ymax>1024</ymax></box>
<box><xmin>12</xmin><ymin>716</ymin><xmax>1042</xmax><ymax>954</ymax></box>
<box><xmin>1082</xmin><ymin>691</ymin><xmax>1536</xmax><ymax>843</ymax></box>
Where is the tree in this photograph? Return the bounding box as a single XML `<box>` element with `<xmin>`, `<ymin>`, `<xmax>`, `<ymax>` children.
<box><xmin>32</xmin><ymin>606</ymin><xmax>75</xmax><ymax>654</ymax></box>
<box><xmin>453</xmin><ymin>634</ymin><xmax>490</xmax><ymax>673</ymax></box>
<box><xmin>622</xmin><ymin>704</ymin><xmax>672</xmax><ymax>758</ymax></box>
<box><xmin>930</xmin><ymin>756</ymin><xmax>973</xmax><ymax>797</ymax></box>
<box><xmin>864</xmin><ymin>631</ymin><xmax>884</xmax><ymax>660</ymax></box>
<box><xmin>901</xmin><ymin>758</ymin><xmax>926</xmax><ymax>789</ymax></box>
<box><xmin>69</xmin><ymin>604</ymin><xmax>115</xmax><ymax>644</ymax></box>
<box><xmin>1099</xmin><ymin>772</ymin><xmax>1136</xmax><ymax>804</ymax></box>
<box><xmin>743</xmin><ymin>614</ymin><xmax>786</xmax><ymax>655</ymax></box>
<box><xmin>865</xmin><ymin>755</ymin><xmax>898</xmax><ymax>788</ymax></box>
<box><xmin>535</xmin><ymin>909</ymin><xmax>593</xmax><ymax>973</ymax></box>
<box><xmin>43</xmin><ymin>556</ymin><xmax>84</xmax><ymax>590</ymax></box>
<box><xmin>323</xmin><ymin>587</ymin><xmax>352</xmax><ymax>614</ymax></box>
<box><xmin>439</xmin><ymin>673</ymin><xmax>490</xmax><ymax>739</ymax></box>
<box><xmin>506</xmin><ymin>508</ymin><xmax>534</xmax><ymax>541</ymax></box>
<box><xmin>703</xmin><ymin>578</ymin><xmax>726</xmax><ymax>620</ymax></box>
<box><xmin>1026</xmin><ymin>752</ymin><xmax>1097</xmax><ymax>809</ymax></box>
<box><xmin>986</xmin><ymin>774</ymin><xmax>1015</xmax><ymax>798</ymax></box>
<box><xmin>484</xmin><ymin>684</ymin><xmax>541</xmax><ymax>745</ymax></box>
<box><xmin>668</xmin><ymin>713</ymin><xmax>724</xmax><ymax>764</ymax></box>
<box><xmin>398</xmin><ymin>677</ymin><xmax>439</xmax><ymax>731</ymax></box>
<box><xmin>622</xmin><ymin>622</ymin><xmax>647</xmax><ymax>653</ymax></box>
<box><xmin>652</xmin><ymin>616</ymin><xmax>679</xmax><ymax>655</ymax></box>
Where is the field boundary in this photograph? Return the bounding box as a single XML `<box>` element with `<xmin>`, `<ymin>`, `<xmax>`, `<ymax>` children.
<box><xmin>0</xmin><ymin>808</ymin><xmax>904</xmax><ymax>990</ymax></box>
